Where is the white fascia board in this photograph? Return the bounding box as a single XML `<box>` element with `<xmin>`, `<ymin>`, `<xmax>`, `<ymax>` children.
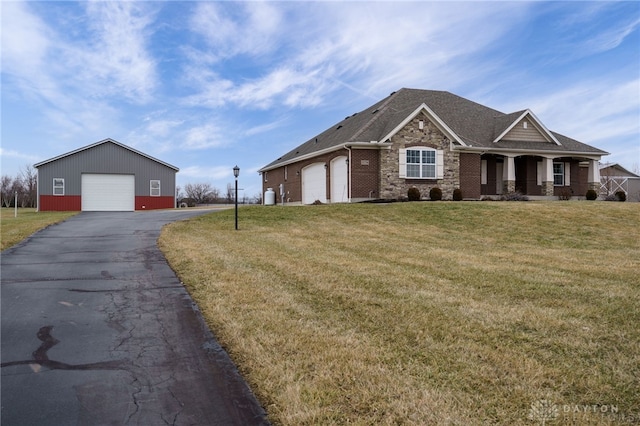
<box><xmin>493</xmin><ymin>110</ymin><xmax>561</xmax><ymax>145</ymax></box>
<box><xmin>454</xmin><ymin>144</ymin><xmax>606</xmax><ymax>160</ymax></box>
<box><xmin>379</xmin><ymin>103</ymin><xmax>466</xmax><ymax>146</ymax></box>
<box><xmin>258</xmin><ymin>142</ymin><xmax>377</xmax><ymax>172</ymax></box>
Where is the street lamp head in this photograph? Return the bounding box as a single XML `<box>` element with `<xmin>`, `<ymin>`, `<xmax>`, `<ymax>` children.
<box><xmin>233</xmin><ymin>165</ymin><xmax>240</xmax><ymax>178</ymax></box>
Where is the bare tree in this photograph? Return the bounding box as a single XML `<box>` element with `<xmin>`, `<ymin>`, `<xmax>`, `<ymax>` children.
<box><xmin>210</xmin><ymin>187</ymin><xmax>220</xmax><ymax>203</ymax></box>
<box><xmin>20</xmin><ymin>165</ymin><xmax>37</xmax><ymax>208</ymax></box>
<box><xmin>1</xmin><ymin>175</ymin><xmax>13</xmax><ymax>207</ymax></box>
<box><xmin>225</xmin><ymin>183</ymin><xmax>234</xmax><ymax>204</ymax></box>
<box><xmin>184</xmin><ymin>183</ymin><xmax>213</xmax><ymax>204</ymax></box>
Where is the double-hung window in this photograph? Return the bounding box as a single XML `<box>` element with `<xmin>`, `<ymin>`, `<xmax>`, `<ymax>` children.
<box><xmin>553</xmin><ymin>163</ymin><xmax>564</xmax><ymax>186</ymax></box>
<box><xmin>406</xmin><ymin>148</ymin><xmax>436</xmax><ymax>179</ymax></box>
<box><xmin>53</xmin><ymin>178</ymin><xmax>64</xmax><ymax>196</ymax></box>
<box><xmin>150</xmin><ymin>180</ymin><xmax>161</xmax><ymax>196</ymax></box>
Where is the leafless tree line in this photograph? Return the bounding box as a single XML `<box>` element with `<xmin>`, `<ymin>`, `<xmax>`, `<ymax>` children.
<box><xmin>1</xmin><ymin>165</ymin><xmax>37</xmax><ymax>208</ymax></box>
<box><xmin>178</xmin><ymin>182</ymin><xmax>262</xmax><ymax>206</ymax></box>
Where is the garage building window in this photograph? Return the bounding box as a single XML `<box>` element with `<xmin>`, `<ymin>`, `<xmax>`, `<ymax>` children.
<box><xmin>53</xmin><ymin>178</ymin><xmax>64</xmax><ymax>196</ymax></box>
<box><xmin>150</xmin><ymin>180</ymin><xmax>161</xmax><ymax>196</ymax></box>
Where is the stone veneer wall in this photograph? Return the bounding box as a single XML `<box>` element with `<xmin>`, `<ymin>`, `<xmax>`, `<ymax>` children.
<box><xmin>379</xmin><ymin>113</ymin><xmax>459</xmax><ymax>200</ymax></box>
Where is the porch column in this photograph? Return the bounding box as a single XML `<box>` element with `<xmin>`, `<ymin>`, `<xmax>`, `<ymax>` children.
<box><xmin>503</xmin><ymin>155</ymin><xmax>516</xmax><ymax>193</ymax></box>
<box><xmin>541</xmin><ymin>157</ymin><xmax>555</xmax><ymax>196</ymax></box>
<box><xmin>587</xmin><ymin>160</ymin><xmax>600</xmax><ymax>192</ymax></box>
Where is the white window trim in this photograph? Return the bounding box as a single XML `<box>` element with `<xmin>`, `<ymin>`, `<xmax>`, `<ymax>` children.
<box><xmin>150</xmin><ymin>179</ymin><xmax>161</xmax><ymax>197</ymax></box>
<box><xmin>481</xmin><ymin>160</ymin><xmax>488</xmax><ymax>185</ymax></box>
<box><xmin>399</xmin><ymin>147</ymin><xmax>443</xmax><ymax>179</ymax></box>
<box><xmin>553</xmin><ymin>162</ymin><xmax>564</xmax><ymax>186</ymax></box>
<box><xmin>53</xmin><ymin>178</ymin><xmax>65</xmax><ymax>196</ymax></box>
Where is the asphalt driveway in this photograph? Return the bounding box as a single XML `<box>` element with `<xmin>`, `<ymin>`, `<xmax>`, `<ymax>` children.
<box><xmin>1</xmin><ymin>210</ymin><xmax>269</xmax><ymax>425</ymax></box>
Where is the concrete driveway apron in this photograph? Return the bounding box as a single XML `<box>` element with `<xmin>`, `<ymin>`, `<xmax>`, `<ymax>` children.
<box><xmin>1</xmin><ymin>210</ymin><xmax>269</xmax><ymax>425</ymax></box>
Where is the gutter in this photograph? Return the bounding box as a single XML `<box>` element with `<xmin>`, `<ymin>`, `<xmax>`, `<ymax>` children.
<box><xmin>259</xmin><ymin>141</ymin><xmax>381</xmax><ymax>173</ymax></box>
<box><xmin>453</xmin><ymin>144</ymin><xmax>609</xmax><ymax>158</ymax></box>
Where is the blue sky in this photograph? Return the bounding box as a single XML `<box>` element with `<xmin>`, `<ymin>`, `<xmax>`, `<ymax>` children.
<box><xmin>2</xmin><ymin>1</ymin><xmax>639</xmax><ymax>198</ymax></box>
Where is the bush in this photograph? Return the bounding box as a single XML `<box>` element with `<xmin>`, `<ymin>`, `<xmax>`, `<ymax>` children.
<box><xmin>615</xmin><ymin>191</ymin><xmax>626</xmax><ymax>202</ymax></box>
<box><xmin>429</xmin><ymin>187</ymin><xmax>442</xmax><ymax>201</ymax></box>
<box><xmin>558</xmin><ymin>188</ymin><xmax>573</xmax><ymax>201</ymax></box>
<box><xmin>407</xmin><ymin>187</ymin><xmax>421</xmax><ymax>201</ymax></box>
<box><xmin>452</xmin><ymin>188</ymin><xmax>463</xmax><ymax>201</ymax></box>
<box><xmin>585</xmin><ymin>189</ymin><xmax>598</xmax><ymax>200</ymax></box>
<box><xmin>500</xmin><ymin>192</ymin><xmax>529</xmax><ymax>201</ymax></box>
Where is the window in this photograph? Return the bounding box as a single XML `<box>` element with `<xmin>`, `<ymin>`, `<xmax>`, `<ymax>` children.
<box><xmin>150</xmin><ymin>180</ymin><xmax>160</xmax><ymax>196</ymax></box>
<box><xmin>53</xmin><ymin>178</ymin><xmax>64</xmax><ymax>196</ymax></box>
<box><xmin>407</xmin><ymin>148</ymin><xmax>436</xmax><ymax>178</ymax></box>
<box><xmin>553</xmin><ymin>163</ymin><xmax>564</xmax><ymax>186</ymax></box>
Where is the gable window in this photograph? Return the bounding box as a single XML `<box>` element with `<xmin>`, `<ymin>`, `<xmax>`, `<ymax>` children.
<box><xmin>53</xmin><ymin>178</ymin><xmax>64</xmax><ymax>196</ymax></box>
<box><xmin>150</xmin><ymin>180</ymin><xmax>161</xmax><ymax>196</ymax></box>
<box><xmin>553</xmin><ymin>163</ymin><xmax>564</xmax><ymax>186</ymax></box>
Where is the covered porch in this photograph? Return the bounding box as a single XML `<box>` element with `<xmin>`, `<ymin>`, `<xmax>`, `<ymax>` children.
<box><xmin>480</xmin><ymin>153</ymin><xmax>600</xmax><ymax>198</ymax></box>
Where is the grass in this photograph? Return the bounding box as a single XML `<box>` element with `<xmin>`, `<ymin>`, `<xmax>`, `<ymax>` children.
<box><xmin>160</xmin><ymin>201</ymin><xmax>639</xmax><ymax>425</ymax></box>
<box><xmin>1</xmin><ymin>208</ymin><xmax>78</xmax><ymax>251</ymax></box>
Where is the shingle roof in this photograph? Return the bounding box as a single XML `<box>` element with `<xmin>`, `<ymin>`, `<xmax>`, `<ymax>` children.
<box><xmin>260</xmin><ymin>88</ymin><xmax>608</xmax><ymax>172</ymax></box>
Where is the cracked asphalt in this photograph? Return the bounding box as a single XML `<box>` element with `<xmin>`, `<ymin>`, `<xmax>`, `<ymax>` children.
<box><xmin>1</xmin><ymin>210</ymin><xmax>269</xmax><ymax>425</ymax></box>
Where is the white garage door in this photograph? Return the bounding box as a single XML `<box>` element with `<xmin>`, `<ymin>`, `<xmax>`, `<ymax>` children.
<box><xmin>302</xmin><ymin>163</ymin><xmax>327</xmax><ymax>204</ymax></box>
<box><xmin>330</xmin><ymin>156</ymin><xmax>348</xmax><ymax>203</ymax></box>
<box><xmin>82</xmin><ymin>174</ymin><xmax>135</xmax><ymax>211</ymax></box>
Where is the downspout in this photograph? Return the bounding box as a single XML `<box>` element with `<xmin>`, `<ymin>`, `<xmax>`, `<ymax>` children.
<box><xmin>36</xmin><ymin>170</ymin><xmax>39</xmax><ymax>212</ymax></box>
<box><xmin>345</xmin><ymin>146</ymin><xmax>352</xmax><ymax>203</ymax></box>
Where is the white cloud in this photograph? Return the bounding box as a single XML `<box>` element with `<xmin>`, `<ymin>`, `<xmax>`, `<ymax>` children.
<box><xmin>183</xmin><ymin>2</ymin><xmax>530</xmax><ymax>111</ymax></box>
<box><xmin>190</xmin><ymin>1</ymin><xmax>283</xmax><ymax>61</ymax></box>
<box><xmin>0</xmin><ymin>148</ymin><xmax>42</xmax><ymax>164</ymax></box>
<box><xmin>178</xmin><ymin>165</ymin><xmax>232</xmax><ymax>181</ymax></box>
<box><xmin>182</xmin><ymin>123</ymin><xmax>228</xmax><ymax>150</ymax></box>
<box><xmin>77</xmin><ymin>1</ymin><xmax>158</xmax><ymax>102</ymax></box>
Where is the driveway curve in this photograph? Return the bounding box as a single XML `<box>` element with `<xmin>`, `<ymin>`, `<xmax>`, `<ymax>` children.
<box><xmin>1</xmin><ymin>210</ymin><xmax>269</xmax><ymax>425</ymax></box>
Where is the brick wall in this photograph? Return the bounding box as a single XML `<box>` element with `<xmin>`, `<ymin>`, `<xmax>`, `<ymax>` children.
<box><xmin>459</xmin><ymin>153</ymin><xmax>481</xmax><ymax>199</ymax></box>
<box><xmin>351</xmin><ymin>149</ymin><xmax>380</xmax><ymax>199</ymax></box>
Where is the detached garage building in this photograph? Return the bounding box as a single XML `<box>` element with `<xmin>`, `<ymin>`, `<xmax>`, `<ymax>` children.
<box><xmin>34</xmin><ymin>139</ymin><xmax>178</xmax><ymax>211</ymax></box>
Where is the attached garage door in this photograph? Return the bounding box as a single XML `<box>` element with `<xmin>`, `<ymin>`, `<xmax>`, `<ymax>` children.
<box><xmin>82</xmin><ymin>174</ymin><xmax>135</xmax><ymax>211</ymax></box>
<box><xmin>330</xmin><ymin>156</ymin><xmax>348</xmax><ymax>203</ymax></box>
<box><xmin>302</xmin><ymin>163</ymin><xmax>327</xmax><ymax>204</ymax></box>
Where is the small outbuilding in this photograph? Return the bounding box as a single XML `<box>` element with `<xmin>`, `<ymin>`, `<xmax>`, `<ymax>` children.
<box><xmin>600</xmin><ymin>163</ymin><xmax>640</xmax><ymax>202</ymax></box>
<box><xmin>34</xmin><ymin>138</ymin><xmax>179</xmax><ymax>211</ymax></box>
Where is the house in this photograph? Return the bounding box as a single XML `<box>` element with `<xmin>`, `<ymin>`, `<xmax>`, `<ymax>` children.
<box><xmin>599</xmin><ymin>163</ymin><xmax>640</xmax><ymax>202</ymax></box>
<box><xmin>34</xmin><ymin>138</ymin><xmax>178</xmax><ymax>211</ymax></box>
<box><xmin>259</xmin><ymin>89</ymin><xmax>608</xmax><ymax>203</ymax></box>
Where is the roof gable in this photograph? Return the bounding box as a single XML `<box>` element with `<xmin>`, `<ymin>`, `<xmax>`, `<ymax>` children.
<box><xmin>600</xmin><ymin>163</ymin><xmax>640</xmax><ymax>178</ymax></box>
<box><xmin>34</xmin><ymin>138</ymin><xmax>179</xmax><ymax>171</ymax></box>
<box><xmin>493</xmin><ymin>110</ymin><xmax>561</xmax><ymax>145</ymax></box>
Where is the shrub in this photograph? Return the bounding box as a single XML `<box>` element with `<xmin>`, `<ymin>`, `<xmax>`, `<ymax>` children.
<box><xmin>429</xmin><ymin>187</ymin><xmax>442</xmax><ymax>201</ymax></box>
<box><xmin>585</xmin><ymin>189</ymin><xmax>598</xmax><ymax>200</ymax></box>
<box><xmin>500</xmin><ymin>192</ymin><xmax>529</xmax><ymax>202</ymax></box>
<box><xmin>558</xmin><ymin>188</ymin><xmax>573</xmax><ymax>201</ymax></box>
<box><xmin>615</xmin><ymin>191</ymin><xmax>626</xmax><ymax>202</ymax></box>
<box><xmin>452</xmin><ymin>188</ymin><xmax>463</xmax><ymax>201</ymax></box>
<box><xmin>407</xmin><ymin>187</ymin><xmax>421</xmax><ymax>201</ymax></box>
<box><xmin>311</xmin><ymin>199</ymin><xmax>324</xmax><ymax>205</ymax></box>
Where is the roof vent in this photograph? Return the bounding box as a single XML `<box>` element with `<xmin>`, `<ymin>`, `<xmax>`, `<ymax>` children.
<box><xmin>523</xmin><ymin>121</ymin><xmax>528</xmax><ymax>129</ymax></box>
<box><xmin>372</xmin><ymin>109</ymin><xmax>379</xmax><ymax>114</ymax></box>
<box><xmin>336</xmin><ymin>125</ymin><xmax>343</xmax><ymax>130</ymax></box>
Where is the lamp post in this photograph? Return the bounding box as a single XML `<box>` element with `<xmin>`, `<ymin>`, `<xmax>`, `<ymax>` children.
<box><xmin>233</xmin><ymin>165</ymin><xmax>240</xmax><ymax>230</ymax></box>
